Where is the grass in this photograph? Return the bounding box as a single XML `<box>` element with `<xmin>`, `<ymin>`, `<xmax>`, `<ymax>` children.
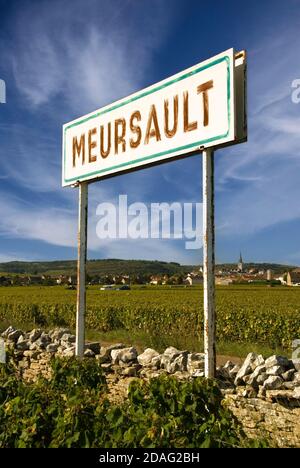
<box><xmin>85</xmin><ymin>328</ymin><xmax>288</xmax><ymax>358</ymax></box>
<box><xmin>0</xmin><ymin>320</ymin><xmax>288</xmax><ymax>359</ymax></box>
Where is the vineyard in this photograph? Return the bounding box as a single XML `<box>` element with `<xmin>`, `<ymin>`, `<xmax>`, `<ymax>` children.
<box><xmin>0</xmin><ymin>285</ymin><xmax>299</xmax><ymax>351</ymax></box>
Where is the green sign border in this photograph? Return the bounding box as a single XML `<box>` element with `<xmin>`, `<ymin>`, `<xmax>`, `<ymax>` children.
<box><xmin>63</xmin><ymin>55</ymin><xmax>231</xmax><ymax>184</ymax></box>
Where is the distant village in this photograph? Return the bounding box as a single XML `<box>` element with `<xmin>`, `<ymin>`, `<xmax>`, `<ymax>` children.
<box><xmin>149</xmin><ymin>254</ymin><xmax>300</xmax><ymax>287</ymax></box>
<box><xmin>1</xmin><ymin>254</ymin><xmax>300</xmax><ymax>288</ymax></box>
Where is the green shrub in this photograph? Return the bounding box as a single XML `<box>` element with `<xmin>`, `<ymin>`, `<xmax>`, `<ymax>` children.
<box><xmin>0</xmin><ymin>356</ymin><xmax>263</xmax><ymax>448</ymax></box>
<box><xmin>99</xmin><ymin>376</ymin><xmax>249</xmax><ymax>448</ymax></box>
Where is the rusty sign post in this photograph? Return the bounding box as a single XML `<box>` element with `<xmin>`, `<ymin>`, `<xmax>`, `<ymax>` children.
<box><xmin>75</xmin><ymin>181</ymin><xmax>88</xmax><ymax>357</ymax></box>
<box><xmin>202</xmin><ymin>148</ymin><xmax>216</xmax><ymax>378</ymax></box>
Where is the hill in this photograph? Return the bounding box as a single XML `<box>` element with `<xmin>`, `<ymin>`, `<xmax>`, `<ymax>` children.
<box><xmin>0</xmin><ymin>259</ymin><xmax>296</xmax><ymax>277</ymax></box>
<box><xmin>0</xmin><ymin>259</ymin><xmax>193</xmax><ymax>277</ymax></box>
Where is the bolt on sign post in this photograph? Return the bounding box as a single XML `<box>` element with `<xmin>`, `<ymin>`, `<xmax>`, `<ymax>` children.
<box><xmin>62</xmin><ymin>48</ymin><xmax>247</xmax><ymax>375</ymax></box>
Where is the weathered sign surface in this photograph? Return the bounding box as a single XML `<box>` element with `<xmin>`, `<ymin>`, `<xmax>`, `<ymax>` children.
<box><xmin>62</xmin><ymin>48</ymin><xmax>246</xmax><ymax>186</ymax></box>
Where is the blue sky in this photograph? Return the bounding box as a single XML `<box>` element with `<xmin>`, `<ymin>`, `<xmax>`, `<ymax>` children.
<box><xmin>1</xmin><ymin>0</ymin><xmax>300</xmax><ymax>265</ymax></box>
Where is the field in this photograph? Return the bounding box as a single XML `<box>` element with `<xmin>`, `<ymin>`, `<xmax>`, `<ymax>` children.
<box><xmin>0</xmin><ymin>284</ymin><xmax>299</xmax><ymax>357</ymax></box>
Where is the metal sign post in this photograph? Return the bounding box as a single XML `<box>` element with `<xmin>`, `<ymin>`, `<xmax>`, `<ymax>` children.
<box><xmin>62</xmin><ymin>49</ymin><xmax>247</xmax><ymax>370</ymax></box>
<box><xmin>76</xmin><ymin>181</ymin><xmax>88</xmax><ymax>357</ymax></box>
<box><xmin>202</xmin><ymin>148</ymin><xmax>216</xmax><ymax>378</ymax></box>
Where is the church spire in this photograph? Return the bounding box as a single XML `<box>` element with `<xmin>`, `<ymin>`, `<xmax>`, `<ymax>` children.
<box><xmin>238</xmin><ymin>252</ymin><xmax>243</xmax><ymax>272</ymax></box>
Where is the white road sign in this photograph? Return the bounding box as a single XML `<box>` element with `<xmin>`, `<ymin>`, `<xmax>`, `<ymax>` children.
<box><xmin>62</xmin><ymin>48</ymin><xmax>246</xmax><ymax>186</ymax></box>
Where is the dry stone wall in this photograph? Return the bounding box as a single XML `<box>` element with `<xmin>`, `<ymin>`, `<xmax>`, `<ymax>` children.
<box><xmin>1</xmin><ymin>326</ymin><xmax>300</xmax><ymax>447</ymax></box>
<box><xmin>224</xmin><ymin>392</ymin><xmax>300</xmax><ymax>448</ymax></box>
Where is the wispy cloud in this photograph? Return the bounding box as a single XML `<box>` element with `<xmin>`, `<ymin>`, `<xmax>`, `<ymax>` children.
<box><xmin>0</xmin><ymin>0</ymin><xmax>185</xmax><ymax>261</ymax></box>
<box><xmin>8</xmin><ymin>0</ymin><xmax>169</xmax><ymax>114</ymax></box>
<box><xmin>0</xmin><ymin>190</ymin><xmax>200</xmax><ymax>264</ymax></box>
<box><xmin>1</xmin><ymin>0</ymin><xmax>171</xmax><ymax>198</ymax></box>
<box><xmin>1</xmin><ymin>1</ymin><xmax>300</xmax><ymax>264</ymax></box>
<box><xmin>0</xmin><ymin>194</ymin><xmax>76</xmax><ymax>247</ymax></box>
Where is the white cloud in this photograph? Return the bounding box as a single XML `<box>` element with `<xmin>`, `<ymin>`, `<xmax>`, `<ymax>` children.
<box><xmin>0</xmin><ymin>191</ymin><xmax>201</xmax><ymax>264</ymax></box>
<box><xmin>0</xmin><ymin>0</ymin><xmax>182</xmax><ymax>262</ymax></box>
<box><xmin>0</xmin><ymin>195</ymin><xmax>77</xmax><ymax>248</ymax></box>
<box><xmin>2</xmin><ymin>1</ymin><xmax>300</xmax><ymax>264</ymax></box>
<box><xmin>8</xmin><ymin>0</ymin><xmax>169</xmax><ymax>113</ymax></box>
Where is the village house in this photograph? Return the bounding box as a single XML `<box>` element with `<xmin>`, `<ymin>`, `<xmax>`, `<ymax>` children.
<box><xmin>56</xmin><ymin>275</ymin><xmax>68</xmax><ymax>285</ymax></box>
<box><xmin>248</xmin><ymin>268</ymin><xmax>258</xmax><ymax>275</ymax></box>
<box><xmin>149</xmin><ymin>276</ymin><xmax>160</xmax><ymax>285</ymax></box>
<box><xmin>112</xmin><ymin>275</ymin><xmax>130</xmax><ymax>285</ymax></box>
<box><xmin>112</xmin><ymin>275</ymin><xmax>122</xmax><ymax>284</ymax></box>
<box><xmin>55</xmin><ymin>274</ymin><xmax>77</xmax><ymax>286</ymax></box>
<box><xmin>287</xmin><ymin>269</ymin><xmax>300</xmax><ymax>286</ymax></box>
<box><xmin>184</xmin><ymin>273</ymin><xmax>203</xmax><ymax>286</ymax></box>
<box><xmin>121</xmin><ymin>275</ymin><xmax>130</xmax><ymax>284</ymax></box>
<box><xmin>68</xmin><ymin>275</ymin><xmax>77</xmax><ymax>285</ymax></box>
<box><xmin>149</xmin><ymin>275</ymin><xmax>169</xmax><ymax>285</ymax></box>
<box><xmin>215</xmin><ymin>277</ymin><xmax>233</xmax><ymax>286</ymax></box>
<box><xmin>27</xmin><ymin>275</ymin><xmax>42</xmax><ymax>285</ymax></box>
<box><xmin>276</xmin><ymin>275</ymin><xmax>287</xmax><ymax>285</ymax></box>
